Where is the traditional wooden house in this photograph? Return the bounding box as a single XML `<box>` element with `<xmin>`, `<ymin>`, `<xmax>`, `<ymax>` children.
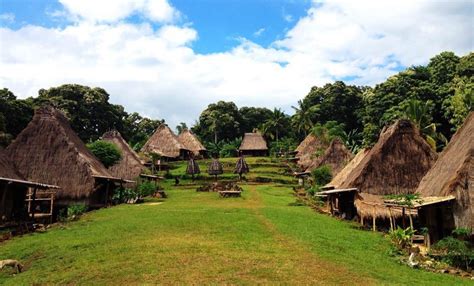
<box><xmin>102</xmin><ymin>130</ymin><xmax>144</xmax><ymax>183</ymax></box>
<box><xmin>305</xmin><ymin>138</ymin><xmax>353</xmax><ymax>175</ymax></box>
<box><xmin>415</xmin><ymin>112</ymin><xmax>473</xmax><ymax>241</ymax></box>
<box><xmin>7</xmin><ymin>106</ymin><xmax>125</xmax><ymax>209</ymax></box>
<box><xmin>0</xmin><ymin>147</ymin><xmax>58</xmax><ymax>225</ymax></box>
<box><xmin>141</xmin><ymin>124</ymin><xmax>189</xmax><ymax>160</ymax></box>
<box><xmin>239</xmin><ymin>132</ymin><xmax>268</xmax><ymax>157</ymax></box>
<box><xmin>178</xmin><ymin>129</ymin><xmax>207</xmax><ymax>157</ymax></box>
<box><xmin>319</xmin><ymin>120</ymin><xmax>437</xmax><ymax>227</ymax></box>
<box><xmin>295</xmin><ymin>134</ymin><xmax>327</xmax><ymax>170</ymax></box>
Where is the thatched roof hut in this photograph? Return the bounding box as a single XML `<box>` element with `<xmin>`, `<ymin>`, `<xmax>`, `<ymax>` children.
<box><xmin>102</xmin><ymin>130</ymin><xmax>144</xmax><ymax>182</ymax></box>
<box><xmin>1</xmin><ymin>147</ymin><xmax>58</xmax><ymax>223</ymax></box>
<box><xmin>7</xmin><ymin>106</ymin><xmax>122</xmax><ymax>208</ymax></box>
<box><xmin>178</xmin><ymin>129</ymin><xmax>206</xmax><ymax>157</ymax></box>
<box><xmin>239</xmin><ymin>132</ymin><xmax>268</xmax><ymax>156</ymax></box>
<box><xmin>339</xmin><ymin>120</ymin><xmax>437</xmax><ymax>219</ymax></box>
<box><xmin>295</xmin><ymin>134</ymin><xmax>327</xmax><ymax>170</ymax></box>
<box><xmin>325</xmin><ymin>148</ymin><xmax>371</xmax><ymax>189</ymax></box>
<box><xmin>416</xmin><ymin>112</ymin><xmax>473</xmax><ymax>236</ymax></box>
<box><xmin>306</xmin><ymin>138</ymin><xmax>353</xmax><ymax>175</ymax></box>
<box><xmin>141</xmin><ymin>124</ymin><xmax>189</xmax><ymax>159</ymax></box>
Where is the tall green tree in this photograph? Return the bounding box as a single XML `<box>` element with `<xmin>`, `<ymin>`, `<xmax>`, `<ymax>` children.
<box><xmin>239</xmin><ymin>106</ymin><xmax>273</xmax><ymax>133</ymax></box>
<box><xmin>0</xmin><ymin>88</ymin><xmax>34</xmax><ymax>146</ymax></box>
<box><xmin>262</xmin><ymin>108</ymin><xmax>290</xmax><ymax>143</ymax></box>
<box><xmin>291</xmin><ymin>100</ymin><xmax>319</xmax><ymax>136</ymax></box>
<box><xmin>176</xmin><ymin>122</ymin><xmax>188</xmax><ymax>134</ymax></box>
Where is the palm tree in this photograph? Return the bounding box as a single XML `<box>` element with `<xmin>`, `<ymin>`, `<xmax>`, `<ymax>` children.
<box><xmin>403</xmin><ymin>99</ymin><xmax>446</xmax><ymax>150</ymax></box>
<box><xmin>262</xmin><ymin>108</ymin><xmax>287</xmax><ymax>143</ymax></box>
<box><xmin>291</xmin><ymin>100</ymin><xmax>318</xmax><ymax>136</ymax></box>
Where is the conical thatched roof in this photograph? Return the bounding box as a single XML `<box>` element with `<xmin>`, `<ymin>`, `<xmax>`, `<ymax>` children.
<box><xmin>325</xmin><ymin>148</ymin><xmax>371</xmax><ymax>189</ymax></box>
<box><xmin>296</xmin><ymin>134</ymin><xmax>327</xmax><ymax>169</ymax></box>
<box><xmin>186</xmin><ymin>158</ymin><xmax>201</xmax><ymax>175</ymax></box>
<box><xmin>178</xmin><ymin>129</ymin><xmax>206</xmax><ymax>156</ymax></box>
<box><xmin>339</xmin><ymin>119</ymin><xmax>437</xmax><ymax>195</ymax></box>
<box><xmin>141</xmin><ymin>124</ymin><xmax>188</xmax><ymax>158</ymax></box>
<box><xmin>7</xmin><ymin>106</ymin><xmax>119</xmax><ymax>202</ymax></box>
<box><xmin>239</xmin><ymin>133</ymin><xmax>268</xmax><ymax>151</ymax></box>
<box><xmin>208</xmin><ymin>159</ymin><xmax>223</xmax><ymax>175</ymax></box>
<box><xmin>306</xmin><ymin>138</ymin><xmax>353</xmax><ymax>175</ymax></box>
<box><xmin>234</xmin><ymin>157</ymin><xmax>249</xmax><ymax>174</ymax></box>
<box><xmin>416</xmin><ymin>112</ymin><xmax>473</xmax><ymax>230</ymax></box>
<box><xmin>0</xmin><ymin>147</ymin><xmax>23</xmax><ymax>180</ymax></box>
<box><xmin>338</xmin><ymin>120</ymin><xmax>437</xmax><ymax>219</ymax></box>
<box><xmin>102</xmin><ymin>130</ymin><xmax>144</xmax><ymax>181</ymax></box>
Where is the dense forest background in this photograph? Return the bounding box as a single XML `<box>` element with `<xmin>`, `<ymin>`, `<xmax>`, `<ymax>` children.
<box><xmin>1</xmin><ymin>51</ymin><xmax>472</xmax><ymax>156</ymax></box>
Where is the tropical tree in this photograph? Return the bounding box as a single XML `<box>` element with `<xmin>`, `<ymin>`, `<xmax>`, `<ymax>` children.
<box><xmin>291</xmin><ymin>100</ymin><xmax>319</xmax><ymax>136</ymax></box>
<box><xmin>262</xmin><ymin>108</ymin><xmax>289</xmax><ymax>143</ymax></box>
<box><xmin>176</xmin><ymin>122</ymin><xmax>188</xmax><ymax>134</ymax></box>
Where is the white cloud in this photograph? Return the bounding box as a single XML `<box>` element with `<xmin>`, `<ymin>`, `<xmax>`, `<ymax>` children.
<box><xmin>0</xmin><ymin>0</ymin><xmax>472</xmax><ymax>129</ymax></box>
<box><xmin>0</xmin><ymin>13</ymin><xmax>15</xmax><ymax>24</ymax></box>
<box><xmin>253</xmin><ymin>28</ymin><xmax>265</xmax><ymax>37</ymax></box>
<box><xmin>58</xmin><ymin>0</ymin><xmax>179</xmax><ymax>23</ymax></box>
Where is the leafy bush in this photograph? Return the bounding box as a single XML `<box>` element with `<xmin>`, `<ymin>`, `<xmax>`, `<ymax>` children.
<box><xmin>311</xmin><ymin>165</ymin><xmax>332</xmax><ymax>186</ymax></box>
<box><xmin>137</xmin><ymin>181</ymin><xmax>157</xmax><ymax>197</ymax></box>
<box><xmin>59</xmin><ymin>204</ymin><xmax>88</xmax><ymax>222</ymax></box>
<box><xmin>269</xmin><ymin>137</ymin><xmax>297</xmax><ymax>156</ymax></box>
<box><xmin>219</xmin><ymin>138</ymin><xmax>241</xmax><ymax>158</ymax></box>
<box><xmin>87</xmin><ymin>140</ymin><xmax>122</xmax><ymax>167</ymax></box>
<box><xmin>431</xmin><ymin>236</ymin><xmax>474</xmax><ymax>270</ymax></box>
<box><xmin>112</xmin><ymin>188</ymin><xmax>137</xmax><ymax>204</ymax></box>
<box><xmin>389</xmin><ymin>227</ymin><xmax>415</xmax><ymax>250</ymax></box>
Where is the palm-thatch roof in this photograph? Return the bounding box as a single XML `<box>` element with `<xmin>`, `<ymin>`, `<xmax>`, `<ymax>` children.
<box><xmin>234</xmin><ymin>157</ymin><xmax>249</xmax><ymax>174</ymax></box>
<box><xmin>295</xmin><ymin>134</ymin><xmax>327</xmax><ymax>169</ymax></box>
<box><xmin>354</xmin><ymin>193</ymin><xmax>417</xmax><ymax>219</ymax></box>
<box><xmin>141</xmin><ymin>124</ymin><xmax>188</xmax><ymax>158</ymax></box>
<box><xmin>325</xmin><ymin>148</ymin><xmax>371</xmax><ymax>189</ymax></box>
<box><xmin>0</xmin><ymin>147</ymin><xmax>23</xmax><ymax>181</ymax></box>
<box><xmin>239</xmin><ymin>133</ymin><xmax>268</xmax><ymax>151</ymax></box>
<box><xmin>102</xmin><ymin>130</ymin><xmax>144</xmax><ymax>181</ymax></box>
<box><xmin>306</xmin><ymin>138</ymin><xmax>354</xmax><ymax>175</ymax></box>
<box><xmin>186</xmin><ymin>158</ymin><xmax>201</xmax><ymax>175</ymax></box>
<box><xmin>416</xmin><ymin>112</ymin><xmax>473</xmax><ymax>230</ymax></box>
<box><xmin>178</xmin><ymin>129</ymin><xmax>206</xmax><ymax>156</ymax></box>
<box><xmin>337</xmin><ymin>120</ymin><xmax>437</xmax><ymax>219</ymax></box>
<box><xmin>7</xmin><ymin>106</ymin><xmax>120</xmax><ymax>205</ymax></box>
<box><xmin>208</xmin><ymin>159</ymin><xmax>223</xmax><ymax>175</ymax></box>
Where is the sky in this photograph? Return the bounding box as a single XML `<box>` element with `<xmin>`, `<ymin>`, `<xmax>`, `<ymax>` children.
<box><xmin>0</xmin><ymin>0</ymin><xmax>473</xmax><ymax>129</ymax></box>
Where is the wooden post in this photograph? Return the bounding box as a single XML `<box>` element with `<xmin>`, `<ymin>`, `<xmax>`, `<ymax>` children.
<box><xmin>388</xmin><ymin>207</ymin><xmax>394</xmax><ymax>231</ymax></box>
<box><xmin>372</xmin><ymin>206</ymin><xmax>376</xmax><ymax>232</ymax></box>
<box><xmin>408</xmin><ymin>212</ymin><xmax>413</xmax><ymax>229</ymax></box>
<box><xmin>360</xmin><ymin>215</ymin><xmax>364</xmax><ymax>225</ymax></box>
<box><xmin>31</xmin><ymin>187</ymin><xmax>37</xmax><ymax>220</ymax></box>
<box><xmin>402</xmin><ymin>207</ymin><xmax>406</xmax><ymax>228</ymax></box>
<box><xmin>50</xmin><ymin>192</ymin><xmax>54</xmax><ymax>224</ymax></box>
<box><xmin>104</xmin><ymin>181</ymin><xmax>111</xmax><ymax>206</ymax></box>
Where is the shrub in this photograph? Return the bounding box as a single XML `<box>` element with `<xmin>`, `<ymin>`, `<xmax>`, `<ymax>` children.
<box><xmin>86</xmin><ymin>140</ymin><xmax>121</xmax><ymax>167</ymax></box>
<box><xmin>137</xmin><ymin>181</ymin><xmax>157</xmax><ymax>197</ymax></box>
<box><xmin>112</xmin><ymin>188</ymin><xmax>137</xmax><ymax>204</ymax></box>
<box><xmin>59</xmin><ymin>204</ymin><xmax>88</xmax><ymax>222</ymax></box>
<box><xmin>311</xmin><ymin>165</ymin><xmax>332</xmax><ymax>186</ymax></box>
<box><xmin>389</xmin><ymin>227</ymin><xmax>415</xmax><ymax>250</ymax></box>
<box><xmin>431</xmin><ymin>236</ymin><xmax>474</xmax><ymax>270</ymax></box>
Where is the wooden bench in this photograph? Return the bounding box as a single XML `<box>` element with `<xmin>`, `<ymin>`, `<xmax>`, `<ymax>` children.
<box><xmin>219</xmin><ymin>191</ymin><xmax>241</xmax><ymax>198</ymax></box>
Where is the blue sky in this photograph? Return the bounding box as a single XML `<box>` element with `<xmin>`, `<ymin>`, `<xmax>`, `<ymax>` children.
<box><xmin>1</xmin><ymin>0</ymin><xmax>311</xmax><ymax>53</ymax></box>
<box><xmin>0</xmin><ymin>0</ymin><xmax>472</xmax><ymax>127</ymax></box>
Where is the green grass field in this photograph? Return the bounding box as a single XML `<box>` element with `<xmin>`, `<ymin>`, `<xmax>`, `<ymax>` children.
<box><xmin>0</xmin><ymin>158</ymin><xmax>470</xmax><ymax>285</ymax></box>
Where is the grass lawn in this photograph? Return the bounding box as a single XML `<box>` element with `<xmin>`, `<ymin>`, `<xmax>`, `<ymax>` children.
<box><xmin>0</xmin><ymin>158</ymin><xmax>470</xmax><ymax>284</ymax></box>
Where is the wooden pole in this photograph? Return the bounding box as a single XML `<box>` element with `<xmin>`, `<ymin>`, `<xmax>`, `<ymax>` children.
<box><xmin>1</xmin><ymin>184</ymin><xmax>9</xmax><ymax>218</ymax></box>
<box><xmin>360</xmin><ymin>215</ymin><xmax>364</xmax><ymax>225</ymax></box>
<box><xmin>31</xmin><ymin>187</ymin><xmax>37</xmax><ymax>220</ymax></box>
<box><xmin>402</xmin><ymin>207</ymin><xmax>406</xmax><ymax>228</ymax></box>
<box><xmin>388</xmin><ymin>207</ymin><xmax>394</xmax><ymax>231</ymax></box>
<box><xmin>372</xmin><ymin>206</ymin><xmax>376</xmax><ymax>232</ymax></box>
<box><xmin>104</xmin><ymin>181</ymin><xmax>111</xmax><ymax>206</ymax></box>
<box><xmin>409</xmin><ymin>212</ymin><xmax>413</xmax><ymax>229</ymax></box>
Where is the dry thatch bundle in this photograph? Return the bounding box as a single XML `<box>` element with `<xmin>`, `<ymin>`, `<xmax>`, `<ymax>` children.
<box><xmin>234</xmin><ymin>156</ymin><xmax>249</xmax><ymax>174</ymax></box>
<box><xmin>305</xmin><ymin>138</ymin><xmax>353</xmax><ymax>175</ymax></box>
<box><xmin>7</xmin><ymin>106</ymin><xmax>121</xmax><ymax>207</ymax></box>
<box><xmin>416</xmin><ymin>112</ymin><xmax>473</xmax><ymax>231</ymax></box>
<box><xmin>0</xmin><ymin>147</ymin><xmax>23</xmax><ymax>180</ymax></box>
<box><xmin>295</xmin><ymin>134</ymin><xmax>327</xmax><ymax>169</ymax></box>
<box><xmin>186</xmin><ymin>158</ymin><xmax>201</xmax><ymax>175</ymax></box>
<box><xmin>239</xmin><ymin>133</ymin><xmax>268</xmax><ymax>156</ymax></box>
<box><xmin>141</xmin><ymin>124</ymin><xmax>189</xmax><ymax>159</ymax></box>
<box><xmin>102</xmin><ymin>130</ymin><xmax>144</xmax><ymax>182</ymax></box>
<box><xmin>208</xmin><ymin>159</ymin><xmax>223</xmax><ymax>176</ymax></box>
<box><xmin>178</xmin><ymin>129</ymin><xmax>206</xmax><ymax>157</ymax></box>
<box><xmin>354</xmin><ymin>193</ymin><xmax>417</xmax><ymax>219</ymax></box>
<box><xmin>325</xmin><ymin>148</ymin><xmax>370</xmax><ymax>189</ymax></box>
<box><xmin>338</xmin><ymin>120</ymin><xmax>437</xmax><ymax>219</ymax></box>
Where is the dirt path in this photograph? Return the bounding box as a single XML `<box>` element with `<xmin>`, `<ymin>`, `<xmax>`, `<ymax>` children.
<box><xmin>246</xmin><ymin>185</ymin><xmax>375</xmax><ymax>285</ymax></box>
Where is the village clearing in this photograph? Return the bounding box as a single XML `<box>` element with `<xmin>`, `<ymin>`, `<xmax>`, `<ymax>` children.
<box><xmin>0</xmin><ymin>158</ymin><xmax>470</xmax><ymax>285</ymax></box>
